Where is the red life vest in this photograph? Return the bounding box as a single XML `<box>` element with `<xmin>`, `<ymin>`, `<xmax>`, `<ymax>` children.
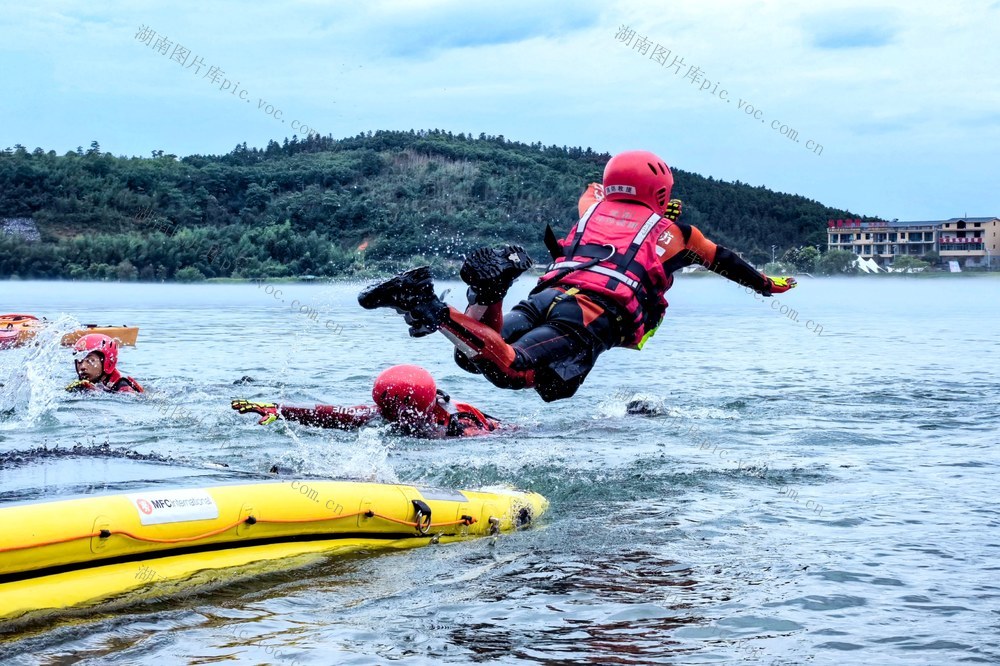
<box><xmin>105</xmin><ymin>369</ymin><xmax>144</xmax><ymax>393</ymax></box>
<box><xmin>539</xmin><ymin>200</ymin><xmax>673</xmax><ymax>348</ymax></box>
<box><xmin>432</xmin><ymin>398</ymin><xmax>499</xmax><ymax>437</ymax></box>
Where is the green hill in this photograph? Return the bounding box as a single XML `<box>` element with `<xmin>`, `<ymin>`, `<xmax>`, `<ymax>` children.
<box><xmin>0</xmin><ymin>131</ymin><xmax>871</xmax><ymax>280</ymax></box>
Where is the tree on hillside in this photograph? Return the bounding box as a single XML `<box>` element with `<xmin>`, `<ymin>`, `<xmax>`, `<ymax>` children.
<box><xmin>0</xmin><ymin>131</ymin><xmax>866</xmax><ymax>280</ymax></box>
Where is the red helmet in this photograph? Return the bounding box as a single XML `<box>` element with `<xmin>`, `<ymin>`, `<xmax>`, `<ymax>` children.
<box><xmin>73</xmin><ymin>333</ymin><xmax>119</xmax><ymax>375</ymax></box>
<box><xmin>372</xmin><ymin>365</ymin><xmax>437</xmax><ymax>422</ymax></box>
<box><xmin>602</xmin><ymin>150</ymin><xmax>674</xmax><ymax>214</ymax></box>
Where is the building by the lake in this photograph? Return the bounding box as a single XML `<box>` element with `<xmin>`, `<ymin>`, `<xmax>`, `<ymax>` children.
<box><xmin>827</xmin><ymin>217</ymin><xmax>999</xmax><ymax>268</ymax></box>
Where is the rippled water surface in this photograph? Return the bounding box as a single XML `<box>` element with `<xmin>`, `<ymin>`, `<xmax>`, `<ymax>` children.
<box><xmin>1</xmin><ymin>276</ymin><xmax>998</xmax><ymax>664</ymax></box>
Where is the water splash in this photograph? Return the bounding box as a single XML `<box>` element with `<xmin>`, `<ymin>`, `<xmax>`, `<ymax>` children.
<box><xmin>0</xmin><ymin>315</ymin><xmax>81</xmax><ymax>429</ymax></box>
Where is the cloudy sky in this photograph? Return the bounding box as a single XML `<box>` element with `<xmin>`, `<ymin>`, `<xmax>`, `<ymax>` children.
<box><xmin>2</xmin><ymin>0</ymin><xmax>998</xmax><ymax>220</ymax></box>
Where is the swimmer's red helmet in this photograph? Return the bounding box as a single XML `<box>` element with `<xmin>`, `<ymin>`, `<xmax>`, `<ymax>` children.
<box><xmin>372</xmin><ymin>365</ymin><xmax>437</xmax><ymax>421</ymax></box>
<box><xmin>73</xmin><ymin>333</ymin><xmax>119</xmax><ymax>375</ymax></box>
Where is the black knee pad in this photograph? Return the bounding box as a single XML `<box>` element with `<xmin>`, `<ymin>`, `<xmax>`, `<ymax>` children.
<box><xmin>534</xmin><ymin>368</ymin><xmax>586</xmax><ymax>402</ymax></box>
<box><xmin>510</xmin><ymin>348</ymin><xmax>535</xmax><ymax>371</ymax></box>
<box><xmin>453</xmin><ymin>348</ymin><xmax>483</xmax><ymax>375</ymax></box>
<box><xmin>481</xmin><ymin>364</ymin><xmax>532</xmax><ymax>390</ymax></box>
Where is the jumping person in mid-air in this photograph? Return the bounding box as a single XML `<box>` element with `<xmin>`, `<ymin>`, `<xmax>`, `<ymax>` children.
<box><xmin>358</xmin><ymin>150</ymin><xmax>797</xmax><ymax>402</ymax></box>
<box><xmin>232</xmin><ymin>364</ymin><xmax>499</xmax><ymax>438</ymax></box>
<box><xmin>66</xmin><ymin>334</ymin><xmax>144</xmax><ymax>393</ymax></box>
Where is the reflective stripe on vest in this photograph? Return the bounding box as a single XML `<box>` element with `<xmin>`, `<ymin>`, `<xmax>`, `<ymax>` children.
<box><xmin>574</xmin><ymin>202</ymin><xmax>600</xmax><ymax>238</ymax></box>
<box><xmin>544</xmin><ymin>260</ymin><xmax>640</xmax><ymax>291</ymax></box>
<box><xmin>631</xmin><ymin>213</ymin><xmax>662</xmax><ymax>247</ymax></box>
<box><xmin>605</xmin><ymin>212</ymin><xmax>662</xmax><ymax>292</ymax></box>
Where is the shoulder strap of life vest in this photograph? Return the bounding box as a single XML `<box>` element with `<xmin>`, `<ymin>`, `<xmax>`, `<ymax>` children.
<box><xmin>563</xmin><ymin>202</ymin><xmax>601</xmax><ymax>259</ymax></box>
<box><xmin>111</xmin><ymin>376</ymin><xmax>144</xmax><ymax>393</ymax></box>
<box><xmin>603</xmin><ymin>212</ymin><xmax>662</xmax><ymax>292</ymax></box>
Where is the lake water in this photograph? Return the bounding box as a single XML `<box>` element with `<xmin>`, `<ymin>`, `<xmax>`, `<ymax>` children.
<box><xmin>1</xmin><ymin>275</ymin><xmax>998</xmax><ymax>664</ymax></box>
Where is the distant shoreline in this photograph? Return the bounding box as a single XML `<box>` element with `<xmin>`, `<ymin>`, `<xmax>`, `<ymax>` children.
<box><xmin>675</xmin><ymin>270</ymin><xmax>1000</xmax><ymax>279</ymax></box>
<box><xmin>3</xmin><ymin>271</ymin><xmax>999</xmax><ymax>285</ymax></box>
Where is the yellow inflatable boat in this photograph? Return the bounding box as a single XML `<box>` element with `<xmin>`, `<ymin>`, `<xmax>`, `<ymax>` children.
<box><xmin>0</xmin><ymin>479</ymin><xmax>546</xmax><ymax>624</ymax></box>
